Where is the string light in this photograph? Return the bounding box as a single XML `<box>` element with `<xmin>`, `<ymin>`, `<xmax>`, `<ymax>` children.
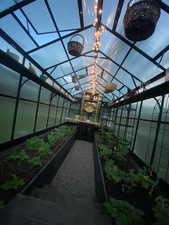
<box><xmin>91</xmin><ymin>0</ymin><xmax>103</xmax><ymax>92</ymax></box>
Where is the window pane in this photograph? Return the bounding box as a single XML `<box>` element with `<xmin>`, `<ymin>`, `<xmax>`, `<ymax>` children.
<box><xmin>14</xmin><ymin>101</ymin><xmax>36</xmax><ymax>138</ymax></box>
<box><xmin>0</xmin><ymin>96</ymin><xmax>15</xmax><ymax>143</ymax></box>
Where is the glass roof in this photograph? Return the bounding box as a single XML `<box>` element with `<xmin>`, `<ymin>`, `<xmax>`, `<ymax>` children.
<box><xmin>0</xmin><ymin>0</ymin><xmax>169</xmax><ymax>102</ymax></box>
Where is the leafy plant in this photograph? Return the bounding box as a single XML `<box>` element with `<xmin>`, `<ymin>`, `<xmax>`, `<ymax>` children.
<box><xmin>104</xmin><ymin>160</ymin><xmax>127</xmax><ymax>183</ymax></box>
<box><xmin>28</xmin><ymin>156</ymin><xmax>43</xmax><ymax>167</ymax></box>
<box><xmin>0</xmin><ymin>174</ymin><xmax>25</xmax><ymax>190</ymax></box>
<box><xmin>153</xmin><ymin>196</ymin><xmax>169</xmax><ymax>225</ymax></box>
<box><xmin>98</xmin><ymin>144</ymin><xmax>112</xmax><ymax>160</ymax></box>
<box><xmin>26</xmin><ymin>136</ymin><xmax>50</xmax><ymax>157</ymax></box>
<box><xmin>101</xmin><ymin>131</ymin><xmax>118</xmax><ymax>146</ymax></box>
<box><xmin>113</xmin><ymin>142</ymin><xmax>129</xmax><ymax>161</ymax></box>
<box><xmin>104</xmin><ymin>198</ymin><xmax>145</xmax><ymax>225</ymax></box>
<box><xmin>26</xmin><ymin>137</ymin><xmax>45</xmax><ymax>151</ymax></box>
<box><xmin>128</xmin><ymin>169</ymin><xmax>159</xmax><ymax>193</ymax></box>
<box><xmin>5</xmin><ymin>149</ymin><xmax>29</xmax><ymax>162</ymax></box>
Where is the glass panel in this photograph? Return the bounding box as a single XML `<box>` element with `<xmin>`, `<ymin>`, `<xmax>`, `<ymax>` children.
<box><xmin>0</xmin><ymin>64</ymin><xmax>19</xmax><ymax>97</ymax></box>
<box><xmin>0</xmin><ymin>96</ymin><xmax>15</xmax><ymax>143</ymax></box>
<box><xmin>50</xmin><ymin>62</ymin><xmax>73</xmax><ymax>79</ymax></box>
<box><xmin>23</xmin><ymin>0</ymin><xmax>55</xmax><ymax>32</ymax></box>
<box><xmin>36</xmin><ymin>103</ymin><xmax>48</xmax><ymax>131</ymax></box>
<box><xmin>20</xmin><ymin>79</ymin><xmax>39</xmax><ymax>101</ymax></box>
<box><xmin>152</xmin><ymin>94</ymin><xmax>169</xmax><ymax>183</ymax></box>
<box><xmin>40</xmin><ymin>88</ymin><xmax>51</xmax><ymax>104</ymax></box>
<box><xmin>100</xmin><ymin>30</ymin><xmax>130</xmax><ymax>65</ymax></box>
<box><xmin>83</xmin><ymin>0</ymin><xmax>95</xmax><ymax>26</ymax></box>
<box><xmin>0</xmin><ymin>38</ymin><xmax>23</xmax><ymax>63</ymax></box>
<box><xmin>48</xmin><ymin>105</ymin><xmax>56</xmax><ymax>127</ymax></box>
<box><xmin>0</xmin><ymin>0</ymin><xmax>14</xmax><ymax>12</ymax></box>
<box><xmin>0</xmin><ymin>15</ymin><xmax>36</xmax><ymax>51</ymax></box>
<box><xmin>116</xmin><ymin>69</ymin><xmax>136</xmax><ymax>89</ymax></box>
<box><xmin>134</xmin><ymin>98</ymin><xmax>159</xmax><ymax>165</ymax></box>
<box><xmin>30</xmin><ymin>41</ymin><xmax>68</xmax><ymax>68</ymax></box>
<box><xmin>48</xmin><ymin>0</ymin><xmax>80</xmax><ymax>30</ymax></box>
<box><xmin>14</xmin><ymin>100</ymin><xmax>36</xmax><ymax>138</ymax></box>
<box><xmin>102</xmin><ymin>0</ymin><xmax>118</xmax><ymax>28</ymax></box>
<box><xmin>123</xmin><ymin>49</ymin><xmax>163</xmax><ymax>82</ymax></box>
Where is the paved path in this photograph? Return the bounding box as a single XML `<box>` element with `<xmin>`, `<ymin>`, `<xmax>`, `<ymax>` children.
<box><xmin>52</xmin><ymin>140</ymin><xmax>95</xmax><ymax>200</ymax></box>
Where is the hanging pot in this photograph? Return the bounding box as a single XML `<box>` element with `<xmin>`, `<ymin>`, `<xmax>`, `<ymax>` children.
<box><xmin>75</xmin><ymin>85</ymin><xmax>80</xmax><ymax>91</ymax></box>
<box><xmin>72</xmin><ymin>75</ymin><xmax>78</xmax><ymax>83</ymax></box>
<box><xmin>6</xmin><ymin>49</ymin><xmax>19</xmax><ymax>62</ymax></box>
<box><xmin>105</xmin><ymin>83</ymin><xmax>117</xmax><ymax>93</ymax></box>
<box><xmin>67</xmin><ymin>34</ymin><xmax>85</xmax><ymax>56</ymax></box>
<box><xmin>78</xmin><ymin>74</ymin><xmax>87</xmax><ymax>80</ymax></box>
<box><xmin>84</xmin><ymin>102</ymin><xmax>96</xmax><ymax>113</ymax></box>
<box><xmin>124</xmin><ymin>0</ymin><xmax>160</xmax><ymax>41</ymax></box>
<box><xmin>40</xmin><ymin>74</ymin><xmax>48</xmax><ymax>81</ymax></box>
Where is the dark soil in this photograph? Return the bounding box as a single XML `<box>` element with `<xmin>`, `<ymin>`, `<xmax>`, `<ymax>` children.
<box><xmin>96</xmin><ymin>132</ymin><xmax>169</xmax><ymax>225</ymax></box>
<box><xmin>0</xmin><ymin>136</ymin><xmax>69</xmax><ymax>204</ymax></box>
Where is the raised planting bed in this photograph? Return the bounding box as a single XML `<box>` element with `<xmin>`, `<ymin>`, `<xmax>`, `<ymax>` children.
<box><xmin>94</xmin><ymin>130</ymin><xmax>169</xmax><ymax>225</ymax></box>
<box><xmin>0</xmin><ymin>125</ymin><xmax>76</xmax><ymax>206</ymax></box>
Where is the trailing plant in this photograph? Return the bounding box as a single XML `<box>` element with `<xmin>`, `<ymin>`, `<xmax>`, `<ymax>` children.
<box><xmin>104</xmin><ymin>198</ymin><xmax>145</xmax><ymax>225</ymax></box>
<box><xmin>153</xmin><ymin>196</ymin><xmax>169</xmax><ymax>225</ymax></box>
<box><xmin>97</xmin><ymin>144</ymin><xmax>112</xmax><ymax>160</ymax></box>
<box><xmin>0</xmin><ymin>174</ymin><xmax>25</xmax><ymax>190</ymax></box>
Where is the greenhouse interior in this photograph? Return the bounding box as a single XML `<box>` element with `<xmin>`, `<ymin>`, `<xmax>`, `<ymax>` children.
<box><xmin>1</xmin><ymin>0</ymin><xmax>169</xmax><ymax>224</ymax></box>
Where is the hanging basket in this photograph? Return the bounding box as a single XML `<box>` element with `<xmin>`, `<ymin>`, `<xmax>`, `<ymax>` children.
<box><xmin>75</xmin><ymin>85</ymin><xmax>80</xmax><ymax>91</ymax></box>
<box><xmin>124</xmin><ymin>0</ymin><xmax>161</xmax><ymax>41</ymax></box>
<box><xmin>40</xmin><ymin>74</ymin><xmax>48</xmax><ymax>81</ymax></box>
<box><xmin>84</xmin><ymin>102</ymin><xmax>96</xmax><ymax>113</ymax></box>
<box><xmin>78</xmin><ymin>74</ymin><xmax>87</xmax><ymax>80</ymax></box>
<box><xmin>105</xmin><ymin>83</ymin><xmax>117</xmax><ymax>93</ymax></box>
<box><xmin>67</xmin><ymin>34</ymin><xmax>85</xmax><ymax>56</ymax></box>
<box><xmin>72</xmin><ymin>75</ymin><xmax>78</xmax><ymax>83</ymax></box>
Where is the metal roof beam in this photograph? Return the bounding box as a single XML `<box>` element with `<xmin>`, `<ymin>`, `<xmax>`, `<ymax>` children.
<box><xmin>112</xmin><ymin>0</ymin><xmax>124</xmax><ymax>31</ymax></box>
<box><xmin>99</xmin><ymin>50</ymin><xmax>142</xmax><ymax>83</ymax></box>
<box><xmin>0</xmin><ymin>0</ymin><xmax>36</xmax><ymax>18</ymax></box>
<box><xmin>27</xmin><ymin>24</ymin><xmax>93</xmax><ymax>54</ymax></box>
<box><xmin>46</xmin><ymin>50</ymin><xmax>93</xmax><ymax>72</ymax></box>
<box><xmin>77</xmin><ymin>0</ymin><xmax>84</xmax><ymax>28</ymax></box>
<box><xmin>55</xmin><ymin>64</ymin><xmax>94</xmax><ymax>80</ymax></box>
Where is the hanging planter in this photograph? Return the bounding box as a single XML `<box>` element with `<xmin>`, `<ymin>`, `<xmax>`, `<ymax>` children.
<box><xmin>78</xmin><ymin>74</ymin><xmax>87</xmax><ymax>80</ymax></box>
<box><xmin>84</xmin><ymin>102</ymin><xmax>96</xmax><ymax>113</ymax></box>
<box><xmin>40</xmin><ymin>74</ymin><xmax>48</xmax><ymax>81</ymax></box>
<box><xmin>72</xmin><ymin>75</ymin><xmax>78</xmax><ymax>83</ymax></box>
<box><xmin>75</xmin><ymin>85</ymin><xmax>80</xmax><ymax>91</ymax></box>
<box><xmin>67</xmin><ymin>34</ymin><xmax>85</xmax><ymax>56</ymax></box>
<box><xmin>105</xmin><ymin>83</ymin><xmax>117</xmax><ymax>93</ymax></box>
<box><xmin>123</xmin><ymin>0</ymin><xmax>161</xmax><ymax>41</ymax></box>
<box><xmin>6</xmin><ymin>49</ymin><xmax>19</xmax><ymax>62</ymax></box>
<box><xmin>28</xmin><ymin>63</ymin><xmax>37</xmax><ymax>75</ymax></box>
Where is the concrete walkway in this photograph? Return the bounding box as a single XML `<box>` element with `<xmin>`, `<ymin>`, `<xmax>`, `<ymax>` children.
<box><xmin>51</xmin><ymin>140</ymin><xmax>95</xmax><ymax>200</ymax></box>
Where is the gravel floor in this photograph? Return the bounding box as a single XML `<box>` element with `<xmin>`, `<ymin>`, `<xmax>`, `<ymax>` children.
<box><xmin>51</xmin><ymin>140</ymin><xmax>95</xmax><ymax>200</ymax></box>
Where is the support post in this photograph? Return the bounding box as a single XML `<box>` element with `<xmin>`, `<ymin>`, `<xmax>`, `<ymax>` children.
<box><xmin>131</xmin><ymin>101</ymin><xmax>143</xmax><ymax>152</ymax></box>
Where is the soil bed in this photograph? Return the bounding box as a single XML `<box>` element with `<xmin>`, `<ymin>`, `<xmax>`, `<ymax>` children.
<box><xmin>0</xmin><ymin>125</ymin><xmax>76</xmax><ymax>205</ymax></box>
